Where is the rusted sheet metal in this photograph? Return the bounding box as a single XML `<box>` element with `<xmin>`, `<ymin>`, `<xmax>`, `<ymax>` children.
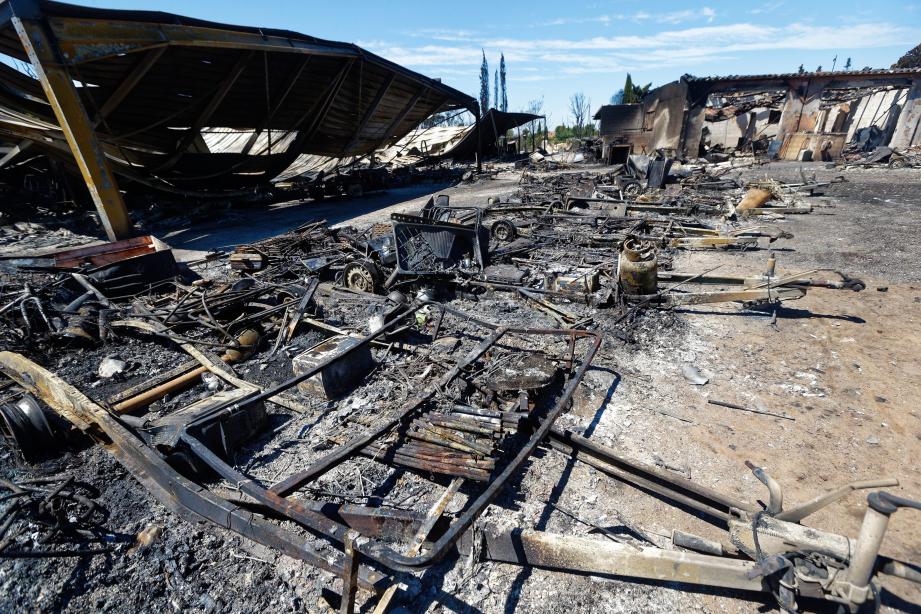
<box><xmin>436</xmin><ymin>109</ymin><xmax>543</xmax><ymax>160</ymax></box>
<box><xmin>40</xmin><ymin>235</ymin><xmax>168</xmax><ymax>269</ymax></box>
<box><xmin>48</xmin><ymin>20</ymin><xmax>354</xmax><ymax>64</ymax></box>
<box><xmin>0</xmin><ymin>0</ymin><xmax>478</xmax><ymax>196</ymax></box>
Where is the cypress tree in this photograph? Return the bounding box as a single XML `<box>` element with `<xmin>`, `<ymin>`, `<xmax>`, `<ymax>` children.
<box><xmin>500</xmin><ymin>54</ymin><xmax>508</xmax><ymax>112</ymax></box>
<box><xmin>479</xmin><ymin>51</ymin><xmax>489</xmax><ymax>117</ymax></box>
<box><xmin>494</xmin><ymin>69</ymin><xmax>499</xmax><ymax>110</ymax></box>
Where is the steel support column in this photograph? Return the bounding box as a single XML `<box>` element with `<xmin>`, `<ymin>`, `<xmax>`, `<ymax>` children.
<box><xmin>12</xmin><ymin>15</ymin><xmax>132</xmax><ymax>241</ymax></box>
<box><xmin>475</xmin><ymin>103</ymin><xmax>483</xmax><ymax>172</ymax></box>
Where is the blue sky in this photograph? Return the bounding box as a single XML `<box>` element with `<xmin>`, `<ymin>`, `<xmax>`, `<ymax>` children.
<box><xmin>71</xmin><ymin>0</ymin><xmax>920</xmax><ymax>126</ymax></box>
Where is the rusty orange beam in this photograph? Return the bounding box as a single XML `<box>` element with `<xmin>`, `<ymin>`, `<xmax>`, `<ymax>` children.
<box><xmin>12</xmin><ymin>15</ymin><xmax>132</xmax><ymax>241</ymax></box>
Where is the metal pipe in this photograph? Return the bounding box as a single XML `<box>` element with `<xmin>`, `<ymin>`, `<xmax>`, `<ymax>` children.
<box><xmin>775</xmin><ymin>478</ymin><xmax>899</xmax><ymax>522</ymax></box>
<box><xmin>847</xmin><ymin>506</ymin><xmax>891</xmax><ymax>591</ymax></box>
<box><xmin>746</xmin><ymin>462</ymin><xmax>783</xmax><ymax>515</ymax></box>
<box><xmin>552</xmin><ymin>428</ymin><xmax>755</xmax><ymax>515</ymax></box>
<box><xmin>476</xmin><ymin>528</ymin><xmax>765</xmax><ymax>592</ymax></box>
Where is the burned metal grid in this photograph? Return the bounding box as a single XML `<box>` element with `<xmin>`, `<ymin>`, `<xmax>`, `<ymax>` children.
<box><xmin>175</xmin><ymin>301</ymin><xmax>601</xmax><ymax>572</ymax></box>
<box><xmin>391</xmin><ymin>208</ymin><xmax>488</xmax><ymax>275</ymax></box>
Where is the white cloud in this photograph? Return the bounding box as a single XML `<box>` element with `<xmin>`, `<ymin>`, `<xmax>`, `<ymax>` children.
<box><xmin>534</xmin><ymin>7</ymin><xmax>716</xmax><ymax>28</ymax></box>
<box><xmin>749</xmin><ymin>1</ymin><xmax>785</xmax><ymax>15</ymax></box>
<box><xmin>538</xmin><ymin>15</ymin><xmax>614</xmax><ymax>26</ymax></box>
<box><xmin>482</xmin><ymin>22</ymin><xmax>914</xmax><ymax>53</ymax></box>
<box><xmin>408</xmin><ymin>28</ymin><xmax>479</xmax><ymax>42</ymax></box>
<box><xmin>510</xmin><ymin>75</ymin><xmax>556</xmax><ymax>82</ymax></box>
<box><xmin>361</xmin><ymin>20</ymin><xmax>919</xmax><ymax>79</ymax></box>
<box><xmin>356</xmin><ymin>44</ymin><xmax>483</xmax><ymax>66</ymax></box>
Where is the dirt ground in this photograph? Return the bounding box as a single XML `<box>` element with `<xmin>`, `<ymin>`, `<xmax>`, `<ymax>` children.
<box><xmin>2</xmin><ymin>161</ymin><xmax>920</xmax><ymax>614</ymax></box>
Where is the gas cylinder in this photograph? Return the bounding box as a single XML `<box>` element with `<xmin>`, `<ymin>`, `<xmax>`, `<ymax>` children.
<box><xmin>618</xmin><ymin>238</ymin><xmax>658</xmax><ymax>295</ymax></box>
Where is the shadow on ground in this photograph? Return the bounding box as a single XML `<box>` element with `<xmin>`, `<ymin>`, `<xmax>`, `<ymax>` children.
<box><xmin>157</xmin><ymin>183</ymin><xmax>453</xmax><ymax>253</ymax></box>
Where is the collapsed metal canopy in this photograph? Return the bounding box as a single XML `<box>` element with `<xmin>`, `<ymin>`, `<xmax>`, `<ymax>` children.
<box><xmin>0</xmin><ymin>0</ymin><xmax>478</xmax><ymax>238</ymax></box>
<box><xmin>443</xmin><ymin>109</ymin><xmax>543</xmax><ymax>160</ymax></box>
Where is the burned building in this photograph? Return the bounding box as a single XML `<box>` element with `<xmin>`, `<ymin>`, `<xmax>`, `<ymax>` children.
<box><xmin>0</xmin><ymin>0</ymin><xmax>479</xmax><ymax>240</ymax></box>
<box><xmin>595</xmin><ymin>68</ymin><xmax>921</xmax><ymax>162</ymax></box>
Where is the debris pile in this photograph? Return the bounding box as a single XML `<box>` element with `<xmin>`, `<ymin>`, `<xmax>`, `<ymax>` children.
<box><xmin>0</xmin><ymin>3</ymin><xmax>918</xmax><ymax>613</ymax></box>
<box><xmin>3</xmin><ymin>142</ymin><xmax>916</xmax><ymax>614</ymax></box>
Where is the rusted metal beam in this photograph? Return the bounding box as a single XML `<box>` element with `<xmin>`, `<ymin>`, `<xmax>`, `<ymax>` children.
<box><xmin>382</xmin><ymin>87</ymin><xmax>426</xmax><ymax>145</ymax></box>
<box><xmin>156</xmin><ymin>50</ymin><xmax>253</xmax><ymax>171</ymax></box>
<box><xmin>12</xmin><ymin>15</ymin><xmax>132</xmax><ymax>241</ymax></box>
<box><xmin>94</xmin><ymin>46</ymin><xmax>167</xmax><ymax>127</ymax></box>
<box><xmin>474</xmin><ymin>527</ymin><xmax>765</xmax><ymax>592</ymax></box>
<box><xmin>346</xmin><ymin>74</ymin><xmax>395</xmax><ymax>150</ymax></box>
<box><xmin>548</xmin><ymin>427</ymin><xmax>755</xmax><ymax>520</ymax></box>
<box><xmin>240</xmin><ymin>56</ymin><xmax>312</xmax><ymax>155</ymax></box>
<box><xmin>340</xmin><ymin>532</ymin><xmax>360</xmax><ymax>614</ymax></box>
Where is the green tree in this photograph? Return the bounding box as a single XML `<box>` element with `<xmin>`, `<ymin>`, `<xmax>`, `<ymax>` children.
<box><xmin>621</xmin><ymin>74</ymin><xmax>652</xmax><ymax>104</ymax></box>
<box><xmin>893</xmin><ymin>43</ymin><xmax>921</xmax><ymax>68</ymax></box>
<box><xmin>479</xmin><ymin>51</ymin><xmax>489</xmax><ymax>117</ymax></box>
<box><xmin>623</xmin><ymin>74</ymin><xmax>634</xmax><ymax>104</ymax></box>
<box><xmin>499</xmin><ymin>53</ymin><xmax>508</xmax><ymax>112</ymax></box>
<box><xmin>493</xmin><ymin>69</ymin><xmax>499</xmax><ymax>109</ymax></box>
<box><xmin>553</xmin><ymin>124</ymin><xmax>574</xmax><ymax>142</ymax></box>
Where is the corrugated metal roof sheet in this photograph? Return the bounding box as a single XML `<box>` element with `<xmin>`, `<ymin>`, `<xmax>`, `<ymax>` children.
<box><xmin>0</xmin><ymin>0</ymin><xmax>477</xmax><ymax>193</ymax></box>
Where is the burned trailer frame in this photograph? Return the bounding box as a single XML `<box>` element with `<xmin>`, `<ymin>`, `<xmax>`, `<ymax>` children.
<box><xmin>177</xmin><ymin>301</ymin><xmax>601</xmax><ymax>572</ymax></box>
<box><xmin>0</xmin><ymin>300</ymin><xmax>601</xmax><ymax>578</ymax></box>
<box><xmin>525</xmin><ymin>212</ymin><xmax>790</xmax><ymax>251</ymax></box>
<box><xmin>452</xmin><ymin>426</ymin><xmax>921</xmax><ymax>612</ymax></box>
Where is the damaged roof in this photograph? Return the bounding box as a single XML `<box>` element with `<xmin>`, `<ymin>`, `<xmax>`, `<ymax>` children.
<box><xmin>684</xmin><ymin>67</ymin><xmax>921</xmax><ymax>83</ymax></box>
<box><xmin>431</xmin><ymin>109</ymin><xmax>543</xmax><ymax>160</ymax></box>
<box><xmin>0</xmin><ymin>0</ymin><xmax>477</xmax><ymax>192</ymax></box>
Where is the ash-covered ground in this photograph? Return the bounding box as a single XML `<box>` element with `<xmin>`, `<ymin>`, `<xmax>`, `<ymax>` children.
<box><xmin>2</xmin><ymin>161</ymin><xmax>920</xmax><ymax>614</ymax></box>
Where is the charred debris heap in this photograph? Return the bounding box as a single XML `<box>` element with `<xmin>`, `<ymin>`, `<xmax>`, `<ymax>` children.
<box><xmin>0</xmin><ymin>2</ymin><xmax>919</xmax><ymax>613</ymax></box>
<box><xmin>3</xmin><ymin>152</ymin><xmax>920</xmax><ymax>614</ymax></box>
